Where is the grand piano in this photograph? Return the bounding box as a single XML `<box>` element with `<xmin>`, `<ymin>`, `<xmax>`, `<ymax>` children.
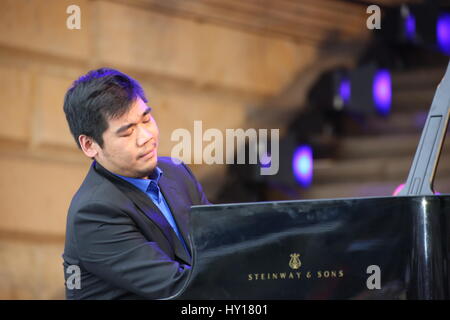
<box><xmin>171</xmin><ymin>61</ymin><xmax>450</xmax><ymax>300</ymax></box>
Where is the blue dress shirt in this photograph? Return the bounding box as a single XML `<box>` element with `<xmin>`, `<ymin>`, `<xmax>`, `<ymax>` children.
<box><xmin>112</xmin><ymin>167</ymin><xmax>189</xmax><ymax>255</ymax></box>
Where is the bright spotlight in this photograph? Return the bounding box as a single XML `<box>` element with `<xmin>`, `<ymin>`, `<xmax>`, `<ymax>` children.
<box><xmin>292</xmin><ymin>145</ymin><xmax>313</xmax><ymax>187</ymax></box>
<box><xmin>437</xmin><ymin>13</ymin><xmax>450</xmax><ymax>55</ymax></box>
<box><xmin>373</xmin><ymin>69</ymin><xmax>392</xmax><ymax>116</ymax></box>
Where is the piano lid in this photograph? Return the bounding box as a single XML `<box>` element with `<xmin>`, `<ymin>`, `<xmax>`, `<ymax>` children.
<box><xmin>173</xmin><ymin>195</ymin><xmax>449</xmax><ymax>299</ymax></box>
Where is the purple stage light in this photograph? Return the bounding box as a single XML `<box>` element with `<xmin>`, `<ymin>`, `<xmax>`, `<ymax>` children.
<box><xmin>405</xmin><ymin>13</ymin><xmax>416</xmax><ymax>41</ymax></box>
<box><xmin>437</xmin><ymin>13</ymin><xmax>450</xmax><ymax>55</ymax></box>
<box><xmin>292</xmin><ymin>145</ymin><xmax>313</xmax><ymax>187</ymax></box>
<box><xmin>393</xmin><ymin>183</ymin><xmax>405</xmax><ymax>196</ymax></box>
<box><xmin>339</xmin><ymin>78</ymin><xmax>351</xmax><ymax>105</ymax></box>
<box><xmin>373</xmin><ymin>69</ymin><xmax>392</xmax><ymax>116</ymax></box>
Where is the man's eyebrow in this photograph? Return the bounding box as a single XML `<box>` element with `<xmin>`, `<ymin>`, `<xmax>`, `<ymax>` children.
<box><xmin>115</xmin><ymin>123</ymin><xmax>134</xmax><ymax>135</ymax></box>
<box><xmin>115</xmin><ymin>106</ymin><xmax>152</xmax><ymax>135</ymax></box>
<box><xmin>142</xmin><ymin>107</ymin><xmax>152</xmax><ymax>117</ymax></box>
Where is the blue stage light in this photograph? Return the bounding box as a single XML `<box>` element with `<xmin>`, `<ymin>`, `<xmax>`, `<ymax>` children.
<box><xmin>292</xmin><ymin>145</ymin><xmax>313</xmax><ymax>187</ymax></box>
<box><xmin>437</xmin><ymin>13</ymin><xmax>450</xmax><ymax>55</ymax></box>
<box><xmin>373</xmin><ymin>69</ymin><xmax>392</xmax><ymax>116</ymax></box>
<box><xmin>405</xmin><ymin>13</ymin><xmax>416</xmax><ymax>41</ymax></box>
<box><xmin>339</xmin><ymin>78</ymin><xmax>351</xmax><ymax>105</ymax></box>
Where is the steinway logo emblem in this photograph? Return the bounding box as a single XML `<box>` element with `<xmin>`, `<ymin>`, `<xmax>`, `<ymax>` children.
<box><xmin>247</xmin><ymin>253</ymin><xmax>344</xmax><ymax>281</ymax></box>
<box><xmin>289</xmin><ymin>253</ymin><xmax>301</xmax><ymax>270</ymax></box>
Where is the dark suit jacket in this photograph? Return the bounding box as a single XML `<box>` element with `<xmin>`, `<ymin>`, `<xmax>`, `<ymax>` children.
<box><xmin>62</xmin><ymin>157</ymin><xmax>209</xmax><ymax>299</ymax></box>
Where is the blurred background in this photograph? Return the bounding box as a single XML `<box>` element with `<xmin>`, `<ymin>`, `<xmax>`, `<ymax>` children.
<box><xmin>1</xmin><ymin>0</ymin><xmax>450</xmax><ymax>299</ymax></box>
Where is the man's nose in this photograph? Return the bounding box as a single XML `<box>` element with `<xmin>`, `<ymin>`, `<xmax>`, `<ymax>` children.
<box><xmin>136</xmin><ymin>125</ymin><xmax>153</xmax><ymax>146</ymax></box>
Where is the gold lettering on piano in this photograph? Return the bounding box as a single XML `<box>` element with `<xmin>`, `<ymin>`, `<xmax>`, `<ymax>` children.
<box><xmin>317</xmin><ymin>270</ymin><xmax>345</xmax><ymax>278</ymax></box>
<box><xmin>247</xmin><ymin>270</ymin><xmax>344</xmax><ymax>281</ymax></box>
<box><xmin>247</xmin><ymin>253</ymin><xmax>345</xmax><ymax>281</ymax></box>
<box><xmin>248</xmin><ymin>272</ymin><xmax>303</xmax><ymax>281</ymax></box>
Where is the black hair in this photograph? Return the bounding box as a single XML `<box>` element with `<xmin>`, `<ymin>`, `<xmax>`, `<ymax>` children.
<box><xmin>63</xmin><ymin>68</ymin><xmax>148</xmax><ymax>148</ymax></box>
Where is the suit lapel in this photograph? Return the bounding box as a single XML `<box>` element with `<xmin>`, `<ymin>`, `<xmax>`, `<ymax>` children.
<box><xmin>159</xmin><ymin>174</ymin><xmax>192</xmax><ymax>257</ymax></box>
<box><xmin>125</xmin><ymin>185</ymin><xmax>191</xmax><ymax>264</ymax></box>
<box><xmin>93</xmin><ymin>161</ymin><xmax>191</xmax><ymax>264</ymax></box>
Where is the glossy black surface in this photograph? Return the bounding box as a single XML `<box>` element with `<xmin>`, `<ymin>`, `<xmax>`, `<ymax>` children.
<box><xmin>173</xmin><ymin>195</ymin><xmax>449</xmax><ymax>299</ymax></box>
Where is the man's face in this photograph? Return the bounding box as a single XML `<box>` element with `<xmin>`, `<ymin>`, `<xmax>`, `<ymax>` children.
<box><xmin>94</xmin><ymin>97</ymin><xmax>159</xmax><ymax>179</ymax></box>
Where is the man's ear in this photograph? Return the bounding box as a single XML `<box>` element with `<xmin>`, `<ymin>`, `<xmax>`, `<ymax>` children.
<box><xmin>78</xmin><ymin>135</ymin><xmax>99</xmax><ymax>158</ymax></box>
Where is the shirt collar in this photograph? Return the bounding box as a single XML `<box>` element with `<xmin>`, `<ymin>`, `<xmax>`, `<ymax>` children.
<box><xmin>111</xmin><ymin>167</ymin><xmax>163</xmax><ymax>194</ymax></box>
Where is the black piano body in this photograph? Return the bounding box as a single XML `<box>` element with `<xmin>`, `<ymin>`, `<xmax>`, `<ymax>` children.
<box><xmin>173</xmin><ymin>195</ymin><xmax>449</xmax><ymax>299</ymax></box>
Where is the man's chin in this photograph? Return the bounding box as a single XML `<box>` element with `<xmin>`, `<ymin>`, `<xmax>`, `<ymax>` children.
<box><xmin>139</xmin><ymin>158</ymin><xmax>158</xmax><ymax>177</ymax></box>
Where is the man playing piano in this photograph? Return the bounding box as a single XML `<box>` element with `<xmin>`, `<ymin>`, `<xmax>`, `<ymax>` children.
<box><xmin>62</xmin><ymin>68</ymin><xmax>209</xmax><ymax>299</ymax></box>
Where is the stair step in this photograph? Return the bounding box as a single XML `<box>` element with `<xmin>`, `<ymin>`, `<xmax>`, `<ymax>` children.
<box><xmin>392</xmin><ymin>68</ymin><xmax>444</xmax><ymax>91</ymax></box>
<box><xmin>301</xmin><ymin>178</ymin><xmax>450</xmax><ymax>200</ymax></box>
<box><xmin>362</xmin><ymin>111</ymin><xmax>427</xmax><ymax>135</ymax></box>
<box><xmin>391</xmin><ymin>88</ymin><xmax>436</xmax><ymax>112</ymax></box>
<box><xmin>301</xmin><ymin>180</ymin><xmax>402</xmax><ymax>199</ymax></box>
<box><xmin>337</xmin><ymin>133</ymin><xmax>420</xmax><ymax>159</ymax></box>
<box><xmin>313</xmin><ymin>152</ymin><xmax>450</xmax><ymax>184</ymax></box>
<box><xmin>313</xmin><ymin>157</ymin><xmax>410</xmax><ymax>184</ymax></box>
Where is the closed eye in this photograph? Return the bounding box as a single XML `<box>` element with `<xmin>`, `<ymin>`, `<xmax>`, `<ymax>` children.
<box><xmin>121</xmin><ymin>128</ymin><xmax>134</xmax><ymax>137</ymax></box>
<box><xmin>115</xmin><ymin>106</ymin><xmax>152</xmax><ymax>136</ymax></box>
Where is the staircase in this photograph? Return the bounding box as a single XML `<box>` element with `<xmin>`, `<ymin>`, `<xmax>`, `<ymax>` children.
<box><xmin>302</xmin><ymin>66</ymin><xmax>450</xmax><ymax>199</ymax></box>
